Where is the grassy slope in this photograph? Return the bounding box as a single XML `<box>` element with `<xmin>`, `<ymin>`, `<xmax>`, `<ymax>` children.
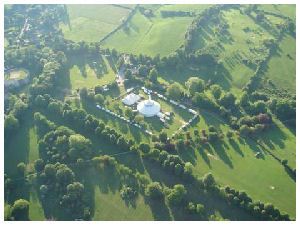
<box><xmin>265</xmin><ymin>35</ymin><xmax>296</xmax><ymax>93</ymax></box>
<box><xmin>60</xmin><ymin>5</ymin><xmax>131</xmax><ymax>42</ymax></box>
<box><xmin>103</xmin><ymin>11</ymin><xmax>194</xmax><ymax>57</ymax></box>
<box><xmin>183</xmin><ymin>112</ymin><xmax>295</xmax><ymax>218</ymax></box>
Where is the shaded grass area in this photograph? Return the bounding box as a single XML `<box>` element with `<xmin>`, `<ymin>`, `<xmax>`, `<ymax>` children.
<box><xmin>60</xmin><ymin>4</ymin><xmax>132</xmax><ymax>42</ymax></box>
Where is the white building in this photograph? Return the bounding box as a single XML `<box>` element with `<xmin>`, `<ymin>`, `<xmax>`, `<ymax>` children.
<box><xmin>137</xmin><ymin>95</ymin><xmax>161</xmax><ymax>117</ymax></box>
<box><xmin>122</xmin><ymin>93</ymin><xmax>141</xmax><ymax>106</ymax></box>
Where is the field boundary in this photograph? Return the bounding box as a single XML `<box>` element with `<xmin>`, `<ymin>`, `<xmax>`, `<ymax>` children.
<box><xmin>99</xmin><ymin>5</ymin><xmax>139</xmax><ymax>44</ymax></box>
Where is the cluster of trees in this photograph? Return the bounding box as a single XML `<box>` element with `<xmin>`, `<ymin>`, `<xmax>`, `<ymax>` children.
<box><xmin>166</xmin><ymin>184</ymin><xmax>187</xmax><ymax>206</ymax></box>
<box><xmin>5</xmin><ymin>199</ymin><xmax>30</xmax><ymax>221</ymax></box>
<box><xmin>4</xmin><ymin>95</ymin><xmax>29</xmax><ymax>140</ymax></box>
<box><xmin>238</xmin><ymin>113</ymin><xmax>272</xmax><ymax>136</ymax></box>
<box><xmin>144</xmin><ymin>149</ymin><xmax>194</xmax><ymax>180</ymax></box>
<box><xmin>29</xmin><ymin>48</ymin><xmax>67</xmax><ymax>97</ymax></box>
<box><xmin>219</xmin><ymin>186</ymin><xmax>290</xmax><ymax>220</ymax></box>
<box><xmin>35</xmin><ymin>160</ymin><xmax>89</xmax><ymax>220</ymax></box>
<box><xmin>184</xmin><ymin>5</ymin><xmax>224</xmax><ymax>51</ymax></box>
<box><xmin>36</xmin><ymin>118</ymin><xmax>92</xmax><ymax>164</ymax></box>
<box><xmin>269</xmin><ymin>98</ymin><xmax>296</xmax><ymax>127</ymax></box>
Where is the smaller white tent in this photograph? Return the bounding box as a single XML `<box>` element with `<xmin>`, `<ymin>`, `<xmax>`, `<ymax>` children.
<box><xmin>122</xmin><ymin>93</ymin><xmax>141</xmax><ymax>106</ymax></box>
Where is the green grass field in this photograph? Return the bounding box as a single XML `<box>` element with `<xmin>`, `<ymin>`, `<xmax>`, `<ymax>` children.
<box><xmin>69</xmin><ymin>56</ymin><xmax>116</xmax><ymax>91</ymax></box>
<box><xmin>181</xmin><ymin>111</ymin><xmax>296</xmax><ymax>218</ymax></box>
<box><xmin>265</xmin><ymin>35</ymin><xmax>296</xmax><ymax>93</ymax></box>
<box><xmin>103</xmin><ymin>10</ymin><xmax>194</xmax><ymax>57</ymax></box>
<box><xmin>93</xmin><ymin>187</ymin><xmax>154</xmax><ymax>220</ymax></box>
<box><xmin>60</xmin><ymin>5</ymin><xmax>132</xmax><ymax>42</ymax></box>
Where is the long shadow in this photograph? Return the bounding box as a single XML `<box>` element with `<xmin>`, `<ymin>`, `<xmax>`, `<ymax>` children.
<box><xmin>229</xmin><ymin>139</ymin><xmax>244</xmax><ymax>157</ymax></box>
<box><xmin>144</xmin><ymin>197</ymin><xmax>172</xmax><ymax>221</ymax></box>
<box><xmin>177</xmin><ymin>146</ymin><xmax>197</xmax><ymax>165</ymax></box>
<box><xmin>210</xmin><ymin>142</ymin><xmax>233</xmax><ymax>169</ymax></box>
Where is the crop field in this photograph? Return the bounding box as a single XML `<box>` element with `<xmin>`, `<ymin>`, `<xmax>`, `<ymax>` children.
<box><xmin>60</xmin><ymin>5</ymin><xmax>133</xmax><ymax>42</ymax></box>
<box><xmin>103</xmin><ymin>11</ymin><xmax>195</xmax><ymax>57</ymax></box>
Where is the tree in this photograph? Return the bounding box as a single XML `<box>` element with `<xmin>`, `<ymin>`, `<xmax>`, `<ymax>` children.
<box><xmin>184</xmin><ymin>162</ymin><xmax>193</xmax><ymax>176</ymax></box>
<box><xmin>139</xmin><ymin>143</ymin><xmax>150</xmax><ymax>153</ymax></box>
<box><xmin>167</xmin><ymin>82</ymin><xmax>183</xmax><ymax>100</ymax></box>
<box><xmin>196</xmin><ymin>203</ymin><xmax>205</xmax><ymax>216</ymax></box>
<box><xmin>44</xmin><ymin>164</ymin><xmax>57</xmax><ymax>179</ymax></box>
<box><xmin>219</xmin><ymin>93</ymin><xmax>236</xmax><ymax>109</ymax></box>
<box><xmin>210</xmin><ymin>84</ymin><xmax>222</xmax><ymax>99</ymax></box>
<box><xmin>159</xmin><ymin>131</ymin><xmax>168</xmax><ymax>143</ymax></box>
<box><xmin>11</xmin><ymin>199</ymin><xmax>29</xmax><ymax>220</ymax></box>
<box><xmin>185</xmin><ymin>77</ymin><xmax>205</xmax><ymax>95</ymax></box>
<box><xmin>134</xmin><ymin>114</ymin><xmax>144</xmax><ymax>123</ymax></box>
<box><xmin>17</xmin><ymin>162</ymin><xmax>26</xmax><ymax>176</ymax></box>
<box><xmin>148</xmin><ymin>68</ymin><xmax>158</xmax><ymax>83</ymax></box>
<box><xmin>167</xmin><ymin>184</ymin><xmax>187</xmax><ymax>206</ymax></box>
<box><xmin>94</xmin><ymin>94</ymin><xmax>104</xmax><ymax>105</ymax></box>
<box><xmin>4</xmin><ymin>114</ymin><xmax>19</xmax><ymax>136</ymax></box>
<box><xmin>34</xmin><ymin>159</ymin><xmax>44</xmax><ymax>172</ymax></box>
<box><xmin>174</xmin><ymin>163</ymin><xmax>183</xmax><ymax>176</ymax></box>
<box><xmin>68</xmin><ymin>134</ymin><xmax>92</xmax><ymax>160</ymax></box>
<box><xmin>145</xmin><ymin>182</ymin><xmax>164</xmax><ymax>200</ymax></box>
<box><xmin>202</xmin><ymin>173</ymin><xmax>216</xmax><ymax>188</ymax></box>
<box><xmin>125</xmin><ymin>108</ymin><xmax>134</xmax><ymax>119</ymax></box>
<box><xmin>56</xmin><ymin>164</ymin><xmax>75</xmax><ymax>186</ymax></box>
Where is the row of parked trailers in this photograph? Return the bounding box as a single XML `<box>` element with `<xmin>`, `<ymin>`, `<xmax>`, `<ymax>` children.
<box><xmin>96</xmin><ymin>104</ymin><xmax>153</xmax><ymax>135</ymax></box>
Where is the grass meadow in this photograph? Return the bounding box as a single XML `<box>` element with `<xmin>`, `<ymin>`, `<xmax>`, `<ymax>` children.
<box><xmin>60</xmin><ymin>5</ymin><xmax>133</xmax><ymax>42</ymax></box>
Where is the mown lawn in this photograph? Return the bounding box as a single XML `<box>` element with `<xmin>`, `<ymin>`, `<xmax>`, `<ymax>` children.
<box><xmin>103</xmin><ymin>10</ymin><xmax>194</xmax><ymax>57</ymax></box>
<box><xmin>265</xmin><ymin>35</ymin><xmax>296</xmax><ymax>93</ymax></box>
<box><xmin>60</xmin><ymin>4</ymin><xmax>132</xmax><ymax>42</ymax></box>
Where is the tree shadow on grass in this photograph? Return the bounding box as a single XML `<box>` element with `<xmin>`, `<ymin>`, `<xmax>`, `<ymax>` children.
<box><xmin>210</xmin><ymin>142</ymin><xmax>233</xmax><ymax>169</ymax></box>
<box><xmin>229</xmin><ymin>138</ymin><xmax>244</xmax><ymax>157</ymax></box>
<box><xmin>177</xmin><ymin>146</ymin><xmax>197</xmax><ymax>165</ymax></box>
<box><xmin>144</xmin><ymin>197</ymin><xmax>172</xmax><ymax>221</ymax></box>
